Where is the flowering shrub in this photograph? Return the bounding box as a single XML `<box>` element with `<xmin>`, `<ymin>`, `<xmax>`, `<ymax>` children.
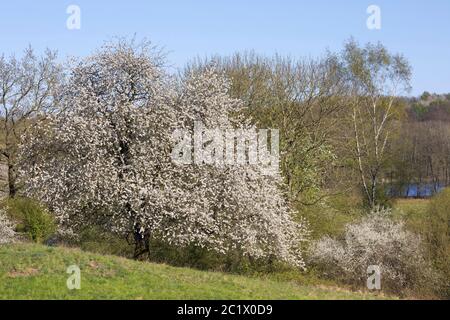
<box><xmin>309</xmin><ymin>206</ymin><xmax>436</xmax><ymax>294</ymax></box>
<box><xmin>0</xmin><ymin>210</ymin><xmax>15</xmax><ymax>244</ymax></box>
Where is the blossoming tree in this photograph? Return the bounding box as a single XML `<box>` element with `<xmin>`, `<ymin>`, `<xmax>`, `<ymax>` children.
<box><xmin>20</xmin><ymin>40</ymin><xmax>308</xmax><ymax>267</ymax></box>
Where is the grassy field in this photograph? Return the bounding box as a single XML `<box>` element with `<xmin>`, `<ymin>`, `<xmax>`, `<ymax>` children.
<box><xmin>392</xmin><ymin>198</ymin><xmax>431</xmax><ymax>234</ymax></box>
<box><xmin>0</xmin><ymin>243</ymin><xmax>393</xmax><ymax>300</ymax></box>
<box><xmin>393</xmin><ymin>198</ymin><xmax>430</xmax><ymax>215</ymax></box>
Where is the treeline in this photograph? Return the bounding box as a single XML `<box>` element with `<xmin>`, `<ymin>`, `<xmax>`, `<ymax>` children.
<box><xmin>388</xmin><ymin>94</ymin><xmax>450</xmax><ymax>198</ymax></box>
<box><xmin>1</xmin><ymin>39</ymin><xmax>448</xmax><ymax>208</ymax></box>
<box><xmin>0</xmin><ymin>39</ymin><xmax>425</xmax><ymax>207</ymax></box>
<box><xmin>189</xmin><ymin>41</ymin><xmax>413</xmax><ymax>208</ymax></box>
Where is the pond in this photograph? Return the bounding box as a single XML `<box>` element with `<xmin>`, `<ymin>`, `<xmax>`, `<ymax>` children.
<box><xmin>388</xmin><ymin>183</ymin><xmax>446</xmax><ymax>198</ymax></box>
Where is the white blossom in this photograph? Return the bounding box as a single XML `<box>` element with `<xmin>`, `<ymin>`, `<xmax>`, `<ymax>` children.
<box><xmin>0</xmin><ymin>210</ymin><xmax>15</xmax><ymax>244</ymax></box>
<box><xmin>309</xmin><ymin>206</ymin><xmax>434</xmax><ymax>291</ymax></box>
<box><xmin>19</xmin><ymin>41</ymin><xmax>308</xmax><ymax>267</ymax></box>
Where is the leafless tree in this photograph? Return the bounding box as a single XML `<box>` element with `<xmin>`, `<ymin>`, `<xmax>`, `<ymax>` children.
<box><xmin>0</xmin><ymin>47</ymin><xmax>62</xmax><ymax>197</ymax></box>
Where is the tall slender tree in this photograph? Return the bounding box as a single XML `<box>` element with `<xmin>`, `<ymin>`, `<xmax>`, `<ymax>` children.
<box><xmin>341</xmin><ymin>39</ymin><xmax>411</xmax><ymax>207</ymax></box>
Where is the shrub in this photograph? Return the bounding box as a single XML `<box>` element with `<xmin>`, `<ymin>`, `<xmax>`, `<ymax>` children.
<box><xmin>147</xmin><ymin>239</ymin><xmax>291</xmax><ymax>274</ymax></box>
<box><xmin>299</xmin><ymin>194</ymin><xmax>363</xmax><ymax>239</ymax></box>
<box><xmin>0</xmin><ymin>209</ymin><xmax>16</xmax><ymax>244</ymax></box>
<box><xmin>309</xmin><ymin>206</ymin><xmax>437</xmax><ymax>295</ymax></box>
<box><xmin>4</xmin><ymin>198</ymin><xmax>56</xmax><ymax>243</ymax></box>
<box><xmin>77</xmin><ymin>226</ymin><xmax>134</xmax><ymax>257</ymax></box>
<box><xmin>425</xmin><ymin>189</ymin><xmax>450</xmax><ymax>298</ymax></box>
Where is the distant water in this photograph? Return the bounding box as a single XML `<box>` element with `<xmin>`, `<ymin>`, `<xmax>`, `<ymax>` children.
<box><xmin>388</xmin><ymin>183</ymin><xmax>446</xmax><ymax>198</ymax></box>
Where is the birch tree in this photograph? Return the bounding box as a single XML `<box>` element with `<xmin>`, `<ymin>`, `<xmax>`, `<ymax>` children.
<box><xmin>342</xmin><ymin>40</ymin><xmax>411</xmax><ymax>207</ymax></box>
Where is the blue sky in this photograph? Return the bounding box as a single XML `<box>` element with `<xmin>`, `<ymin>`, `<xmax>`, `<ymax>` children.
<box><xmin>0</xmin><ymin>0</ymin><xmax>449</xmax><ymax>95</ymax></box>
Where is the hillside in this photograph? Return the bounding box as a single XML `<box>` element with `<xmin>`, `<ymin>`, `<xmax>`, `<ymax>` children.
<box><xmin>0</xmin><ymin>243</ymin><xmax>391</xmax><ymax>300</ymax></box>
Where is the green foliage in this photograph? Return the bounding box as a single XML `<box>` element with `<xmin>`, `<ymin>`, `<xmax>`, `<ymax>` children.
<box><xmin>420</xmin><ymin>91</ymin><xmax>431</xmax><ymax>101</ymax></box>
<box><xmin>3</xmin><ymin>197</ymin><xmax>56</xmax><ymax>243</ymax></box>
<box><xmin>362</xmin><ymin>185</ymin><xmax>393</xmax><ymax>209</ymax></box>
<box><xmin>391</xmin><ymin>199</ymin><xmax>430</xmax><ymax>233</ymax></box>
<box><xmin>75</xmin><ymin>226</ymin><xmax>134</xmax><ymax>258</ymax></box>
<box><xmin>392</xmin><ymin>197</ymin><xmax>449</xmax><ymax>298</ymax></box>
<box><xmin>425</xmin><ymin>189</ymin><xmax>450</xmax><ymax>297</ymax></box>
<box><xmin>186</xmin><ymin>52</ymin><xmax>345</xmax><ymax>206</ymax></box>
<box><xmin>299</xmin><ymin>194</ymin><xmax>363</xmax><ymax>239</ymax></box>
<box><xmin>411</xmin><ymin>102</ymin><xmax>428</xmax><ymax>120</ymax></box>
<box><xmin>147</xmin><ymin>239</ymin><xmax>290</xmax><ymax>275</ymax></box>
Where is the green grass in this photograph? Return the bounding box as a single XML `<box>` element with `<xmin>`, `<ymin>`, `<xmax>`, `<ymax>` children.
<box><xmin>393</xmin><ymin>198</ymin><xmax>429</xmax><ymax>215</ymax></box>
<box><xmin>0</xmin><ymin>243</ymin><xmax>392</xmax><ymax>300</ymax></box>
<box><xmin>392</xmin><ymin>198</ymin><xmax>430</xmax><ymax>234</ymax></box>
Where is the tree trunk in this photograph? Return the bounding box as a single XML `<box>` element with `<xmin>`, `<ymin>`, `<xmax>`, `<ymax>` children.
<box><xmin>133</xmin><ymin>223</ymin><xmax>151</xmax><ymax>260</ymax></box>
<box><xmin>8</xmin><ymin>161</ymin><xmax>16</xmax><ymax>198</ymax></box>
